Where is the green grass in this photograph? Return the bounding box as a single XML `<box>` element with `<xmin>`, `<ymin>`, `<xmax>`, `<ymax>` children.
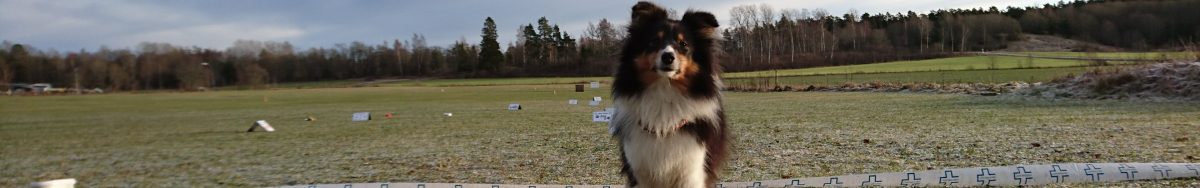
<box><xmin>725</xmin><ymin>55</ymin><xmax>1139</xmax><ymax>78</ymax></box>
<box><xmin>214</xmin><ymin>52</ymin><xmax>1192</xmax><ymax>89</ymax></box>
<box><xmin>387</xmin><ymin>77</ymin><xmax>609</xmax><ymax>87</ymax></box>
<box><xmin>3</xmin><ymin>84</ymin><xmax>1199</xmax><ymax>187</ymax></box>
<box><xmin>726</xmin><ymin>66</ymin><xmax>1117</xmax><ymax>86</ymax></box>
<box><xmin>213</xmin><ymin>80</ymin><xmax>365</xmax><ymax>90</ymax></box>
<box><xmin>1014</xmin><ymin>52</ymin><xmax>1196</xmax><ymax>59</ymax></box>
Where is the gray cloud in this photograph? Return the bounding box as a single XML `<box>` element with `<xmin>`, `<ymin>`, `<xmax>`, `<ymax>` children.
<box><xmin>0</xmin><ymin>0</ymin><xmax>1057</xmax><ymax>51</ymax></box>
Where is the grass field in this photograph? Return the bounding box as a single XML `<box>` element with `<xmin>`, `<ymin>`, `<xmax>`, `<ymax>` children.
<box><xmin>1014</xmin><ymin>52</ymin><xmax>1196</xmax><ymax>60</ymax></box>
<box><xmin>233</xmin><ymin>52</ymin><xmax>1187</xmax><ymax>89</ymax></box>
<box><xmin>726</xmin><ymin>66</ymin><xmax>1120</xmax><ymax>86</ymax></box>
<box><xmin>3</xmin><ymin>84</ymin><xmax>1198</xmax><ymax>187</ymax></box>
<box><xmin>388</xmin><ymin>77</ymin><xmax>608</xmax><ymax>87</ymax></box>
<box><xmin>723</xmin><ymin>51</ymin><xmax>1198</xmax><ymax>79</ymax></box>
<box><xmin>724</xmin><ymin>55</ymin><xmax>1141</xmax><ymax>78</ymax></box>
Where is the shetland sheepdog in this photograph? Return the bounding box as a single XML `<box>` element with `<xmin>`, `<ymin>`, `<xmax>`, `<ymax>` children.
<box><xmin>610</xmin><ymin>2</ymin><xmax>729</xmax><ymax>188</ymax></box>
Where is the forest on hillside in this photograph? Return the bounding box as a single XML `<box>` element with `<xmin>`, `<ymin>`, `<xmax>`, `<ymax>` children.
<box><xmin>1</xmin><ymin>0</ymin><xmax>1198</xmax><ymax>91</ymax></box>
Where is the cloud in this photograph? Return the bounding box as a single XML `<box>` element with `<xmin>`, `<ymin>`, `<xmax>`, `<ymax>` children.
<box><xmin>110</xmin><ymin>23</ymin><xmax>307</xmax><ymax>49</ymax></box>
<box><xmin>0</xmin><ymin>0</ymin><xmax>307</xmax><ymax>50</ymax></box>
<box><xmin>0</xmin><ymin>0</ymin><xmax>1058</xmax><ymax>51</ymax></box>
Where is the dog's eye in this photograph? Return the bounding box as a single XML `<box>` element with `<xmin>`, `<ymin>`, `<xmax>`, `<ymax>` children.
<box><xmin>680</xmin><ymin>41</ymin><xmax>688</xmax><ymax>48</ymax></box>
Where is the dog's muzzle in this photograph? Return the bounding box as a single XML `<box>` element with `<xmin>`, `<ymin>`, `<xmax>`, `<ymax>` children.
<box><xmin>657</xmin><ymin>47</ymin><xmax>680</xmax><ymax>75</ymax></box>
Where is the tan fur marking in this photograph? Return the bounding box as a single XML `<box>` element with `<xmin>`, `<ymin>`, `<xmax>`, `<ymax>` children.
<box><xmin>636</xmin><ymin>54</ymin><xmax>661</xmax><ymax>86</ymax></box>
<box><xmin>669</xmin><ymin>52</ymin><xmax>699</xmax><ymax>94</ymax></box>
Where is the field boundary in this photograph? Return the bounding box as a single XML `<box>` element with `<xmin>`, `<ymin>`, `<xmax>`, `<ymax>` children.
<box><xmin>274</xmin><ymin>163</ymin><xmax>1200</xmax><ymax>188</ymax></box>
<box><xmin>976</xmin><ymin>52</ymin><xmax>1168</xmax><ymax>62</ymax></box>
<box><xmin>725</xmin><ymin>65</ymin><xmax>1116</xmax><ymax>81</ymax></box>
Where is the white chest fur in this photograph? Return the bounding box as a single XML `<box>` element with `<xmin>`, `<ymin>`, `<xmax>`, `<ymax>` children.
<box><xmin>622</xmin><ymin>128</ymin><xmax>709</xmax><ymax>188</ymax></box>
<box><xmin>612</xmin><ymin>78</ymin><xmax>721</xmax><ymax>135</ymax></box>
<box><xmin>613</xmin><ymin>78</ymin><xmax>721</xmax><ymax>188</ymax></box>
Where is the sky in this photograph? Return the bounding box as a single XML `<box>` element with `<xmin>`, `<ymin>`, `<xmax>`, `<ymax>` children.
<box><xmin>0</xmin><ymin>0</ymin><xmax>1062</xmax><ymax>52</ymax></box>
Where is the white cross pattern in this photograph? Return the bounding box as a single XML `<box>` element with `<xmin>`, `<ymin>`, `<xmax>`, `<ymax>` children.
<box><xmin>1152</xmin><ymin>164</ymin><xmax>1172</xmax><ymax>178</ymax></box>
<box><xmin>789</xmin><ymin>180</ymin><xmax>804</xmax><ymax>187</ymax></box>
<box><xmin>1084</xmin><ymin>164</ymin><xmax>1105</xmax><ymax>181</ymax></box>
<box><xmin>1012</xmin><ymin>166</ymin><xmax>1034</xmax><ymax>185</ymax></box>
<box><xmin>938</xmin><ymin>170</ymin><xmax>959</xmax><ymax>186</ymax></box>
<box><xmin>900</xmin><ymin>173</ymin><xmax>922</xmax><ymax>187</ymax></box>
<box><xmin>1119</xmin><ymin>164</ymin><xmax>1139</xmax><ymax>180</ymax></box>
<box><xmin>976</xmin><ymin>168</ymin><xmax>997</xmax><ymax>186</ymax></box>
<box><xmin>1187</xmin><ymin>164</ymin><xmax>1199</xmax><ymax>176</ymax></box>
<box><xmin>1049</xmin><ymin>165</ymin><xmax>1070</xmax><ymax>183</ymax></box>
<box><xmin>822</xmin><ymin>177</ymin><xmax>843</xmax><ymax>187</ymax></box>
<box><xmin>746</xmin><ymin>182</ymin><xmax>761</xmax><ymax>188</ymax></box>
<box><xmin>860</xmin><ymin>175</ymin><xmax>882</xmax><ymax>186</ymax></box>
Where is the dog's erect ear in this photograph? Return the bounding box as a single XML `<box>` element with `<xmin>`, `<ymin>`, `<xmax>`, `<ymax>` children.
<box><xmin>682</xmin><ymin>11</ymin><xmax>719</xmax><ymax>34</ymax></box>
<box><xmin>631</xmin><ymin>1</ymin><xmax>667</xmax><ymax>23</ymax></box>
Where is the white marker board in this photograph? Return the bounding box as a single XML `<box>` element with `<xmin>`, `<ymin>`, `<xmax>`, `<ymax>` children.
<box><xmin>248</xmin><ymin>120</ymin><xmax>275</xmax><ymax>132</ymax></box>
<box><xmin>592</xmin><ymin>111</ymin><xmax>612</xmax><ymax>122</ymax></box>
<box><xmin>351</xmin><ymin>112</ymin><xmax>371</xmax><ymax>121</ymax></box>
<box><xmin>30</xmin><ymin>178</ymin><xmax>76</xmax><ymax>188</ymax></box>
<box><xmin>507</xmin><ymin>103</ymin><xmax>522</xmax><ymax>110</ymax></box>
<box><xmin>592</xmin><ymin>96</ymin><xmax>602</xmax><ymax>101</ymax></box>
<box><xmin>590</xmin><ymin>81</ymin><xmax>600</xmax><ymax>88</ymax></box>
<box><xmin>568</xmin><ymin>99</ymin><xmax>578</xmax><ymax>105</ymax></box>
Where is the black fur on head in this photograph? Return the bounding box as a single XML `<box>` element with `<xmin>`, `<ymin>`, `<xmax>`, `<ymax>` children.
<box><xmin>614</xmin><ymin>1</ymin><xmax>722</xmax><ymax>99</ymax></box>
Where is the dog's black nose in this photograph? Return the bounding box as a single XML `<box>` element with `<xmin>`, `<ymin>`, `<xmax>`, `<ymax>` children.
<box><xmin>661</xmin><ymin>53</ymin><xmax>675</xmax><ymax>64</ymax></box>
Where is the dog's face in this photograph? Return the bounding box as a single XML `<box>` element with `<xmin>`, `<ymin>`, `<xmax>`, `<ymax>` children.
<box><xmin>617</xmin><ymin>2</ymin><xmax>720</xmax><ymax>97</ymax></box>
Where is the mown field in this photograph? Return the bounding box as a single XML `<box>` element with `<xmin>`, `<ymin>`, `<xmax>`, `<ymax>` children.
<box><xmin>230</xmin><ymin>52</ymin><xmax>1187</xmax><ymax>88</ymax></box>
<box><xmin>1015</xmin><ymin>52</ymin><xmax>1196</xmax><ymax>59</ymax></box>
<box><xmin>726</xmin><ymin>66</ymin><xmax>1121</xmax><ymax>86</ymax></box>
<box><xmin>724</xmin><ymin>52</ymin><xmax>1180</xmax><ymax>78</ymax></box>
<box><xmin>2</xmin><ymin>84</ymin><xmax>1198</xmax><ymax>187</ymax></box>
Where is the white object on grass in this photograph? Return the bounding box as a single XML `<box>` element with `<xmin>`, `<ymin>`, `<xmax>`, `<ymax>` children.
<box><xmin>30</xmin><ymin>178</ymin><xmax>76</xmax><ymax>188</ymax></box>
<box><xmin>590</xmin><ymin>81</ymin><xmax>600</xmax><ymax>88</ymax></box>
<box><xmin>592</xmin><ymin>96</ymin><xmax>602</xmax><ymax>101</ymax></box>
<box><xmin>568</xmin><ymin>99</ymin><xmax>578</xmax><ymax>105</ymax></box>
<box><xmin>247</xmin><ymin>120</ymin><xmax>275</xmax><ymax>132</ymax></box>
<box><xmin>592</xmin><ymin>111</ymin><xmax>612</xmax><ymax>122</ymax></box>
<box><xmin>588</xmin><ymin>100</ymin><xmax>600</xmax><ymax>106</ymax></box>
<box><xmin>351</xmin><ymin>112</ymin><xmax>371</xmax><ymax>121</ymax></box>
<box><xmin>507</xmin><ymin>103</ymin><xmax>522</xmax><ymax>110</ymax></box>
<box><xmin>443</xmin><ymin>113</ymin><xmax>453</xmax><ymax>117</ymax></box>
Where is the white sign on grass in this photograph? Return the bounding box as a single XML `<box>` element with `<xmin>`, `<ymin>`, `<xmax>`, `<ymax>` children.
<box><xmin>568</xmin><ymin>99</ymin><xmax>578</xmax><ymax>105</ymax></box>
<box><xmin>592</xmin><ymin>111</ymin><xmax>612</xmax><ymax>122</ymax></box>
<box><xmin>248</xmin><ymin>120</ymin><xmax>275</xmax><ymax>132</ymax></box>
<box><xmin>590</xmin><ymin>81</ymin><xmax>600</xmax><ymax>88</ymax></box>
<box><xmin>30</xmin><ymin>178</ymin><xmax>76</xmax><ymax>188</ymax></box>
<box><xmin>593</xmin><ymin>96</ymin><xmax>602</xmax><ymax>101</ymax></box>
<box><xmin>508</xmin><ymin>103</ymin><xmax>522</xmax><ymax>110</ymax></box>
<box><xmin>351</xmin><ymin>112</ymin><xmax>371</xmax><ymax>121</ymax></box>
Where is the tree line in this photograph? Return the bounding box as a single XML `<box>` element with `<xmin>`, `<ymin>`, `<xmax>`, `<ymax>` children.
<box><xmin>2</xmin><ymin>0</ymin><xmax>1197</xmax><ymax>91</ymax></box>
<box><xmin>717</xmin><ymin>0</ymin><xmax>1200</xmax><ymax>71</ymax></box>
